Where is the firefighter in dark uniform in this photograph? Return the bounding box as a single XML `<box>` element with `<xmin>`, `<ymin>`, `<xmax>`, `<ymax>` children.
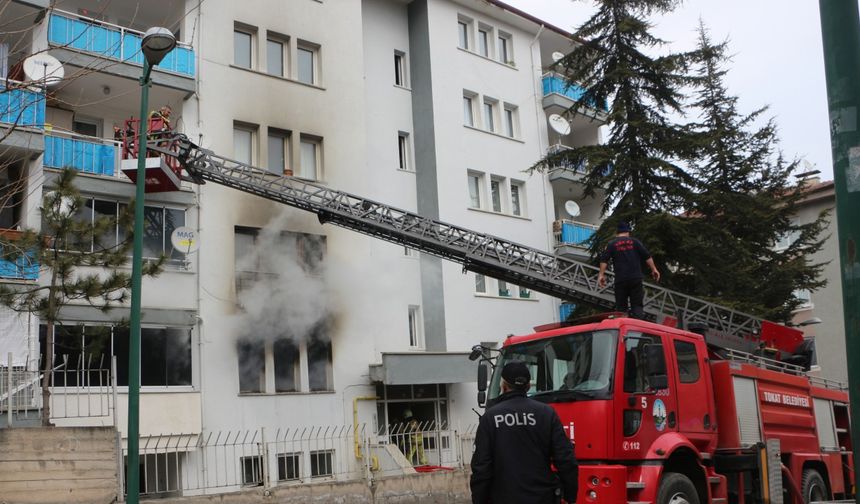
<box><xmin>597</xmin><ymin>221</ymin><xmax>660</xmax><ymax>319</ymax></box>
<box><xmin>470</xmin><ymin>361</ymin><xmax>579</xmax><ymax>504</ymax></box>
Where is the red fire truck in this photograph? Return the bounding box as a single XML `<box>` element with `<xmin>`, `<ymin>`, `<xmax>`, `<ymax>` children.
<box><xmin>474</xmin><ymin>314</ymin><xmax>853</xmax><ymax>503</ymax></box>
<box><xmin>136</xmin><ymin>131</ymin><xmax>853</xmax><ymax>504</ymax></box>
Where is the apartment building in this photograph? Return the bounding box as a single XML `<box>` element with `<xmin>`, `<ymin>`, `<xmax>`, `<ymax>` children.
<box><xmin>0</xmin><ymin>0</ymin><xmax>605</xmax><ymax>494</ymax></box>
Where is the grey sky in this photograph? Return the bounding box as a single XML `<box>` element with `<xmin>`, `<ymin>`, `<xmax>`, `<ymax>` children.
<box><xmin>505</xmin><ymin>0</ymin><xmax>835</xmax><ymax>180</ymax></box>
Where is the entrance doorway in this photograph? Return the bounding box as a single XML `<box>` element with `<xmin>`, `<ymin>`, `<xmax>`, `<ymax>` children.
<box><xmin>374</xmin><ymin>383</ymin><xmax>454</xmax><ymax>465</ymax></box>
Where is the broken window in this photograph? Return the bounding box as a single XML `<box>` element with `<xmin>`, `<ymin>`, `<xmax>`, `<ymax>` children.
<box><xmin>273</xmin><ymin>338</ymin><xmax>299</xmax><ymax>392</ymax></box>
<box><xmin>237</xmin><ymin>339</ymin><xmax>265</xmax><ymax>394</ymax></box>
<box><xmin>308</xmin><ymin>325</ymin><xmax>332</xmax><ymax>392</ymax></box>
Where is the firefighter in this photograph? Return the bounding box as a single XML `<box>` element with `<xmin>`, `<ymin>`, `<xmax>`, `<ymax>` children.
<box><xmin>403</xmin><ymin>409</ymin><xmax>428</xmax><ymax>466</ymax></box>
<box><xmin>596</xmin><ymin>221</ymin><xmax>660</xmax><ymax>319</ymax></box>
<box><xmin>470</xmin><ymin>361</ymin><xmax>578</xmax><ymax>504</ymax></box>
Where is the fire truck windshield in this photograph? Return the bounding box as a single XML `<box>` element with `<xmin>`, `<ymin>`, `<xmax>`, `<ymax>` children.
<box><xmin>487</xmin><ymin>330</ymin><xmax>618</xmax><ymax>404</ymax></box>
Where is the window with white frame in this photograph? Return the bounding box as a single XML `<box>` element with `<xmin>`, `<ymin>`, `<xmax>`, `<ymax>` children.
<box><xmin>408</xmin><ymin>305</ymin><xmax>422</xmax><ymax>348</ymax></box>
<box><xmin>490</xmin><ymin>178</ymin><xmax>502</xmax><ymax>212</ymax></box>
<box><xmin>297</xmin><ymin>42</ymin><xmax>319</xmax><ymax>84</ymax></box>
<box><xmin>307</xmin><ymin>334</ymin><xmax>333</xmax><ymax>391</ymax></box>
<box><xmin>503</xmin><ymin>105</ymin><xmax>517</xmax><ymax>138</ymax></box>
<box><xmin>267</xmin><ymin>128</ymin><xmax>290</xmax><ymax>175</ymax></box>
<box><xmin>404</xmin><ymin>247</ymin><xmax>418</xmax><ymax>257</ymax></box>
<box><xmin>463</xmin><ymin>92</ymin><xmax>476</xmax><ymax>126</ymax></box>
<box><xmin>310</xmin><ymin>450</ymin><xmax>334</xmax><ymax>478</ymax></box>
<box><xmin>467</xmin><ymin>172</ymin><xmax>483</xmax><ymax>209</ymax></box>
<box><xmin>497</xmin><ymin>32</ymin><xmax>512</xmax><ymax>64</ymax></box>
<box><xmin>457</xmin><ymin>17</ymin><xmax>471</xmax><ymax>49</ymax></box>
<box><xmin>233</xmin><ymin>123</ymin><xmax>256</xmax><ymax>165</ymax></box>
<box><xmin>498</xmin><ymin>280</ymin><xmax>511</xmax><ymax>297</ymax></box>
<box><xmin>478</xmin><ymin>27</ymin><xmax>490</xmax><ymax>57</ymax></box>
<box><xmin>299</xmin><ymin>136</ymin><xmax>321</xmax><ymax>180</ymax></box>
<box><xmin>241</xmin><ymin>455</ymin><xmax>263</xmax><ymax>486</ymax></box>
<box><xmin>266</xmin><ymin>34</ymin><xmax>286</xmax><ymax>76</ymax></box>
<box><xmin>234</xmin><ymin>25</ymin><xmax>254</xmax><ymax>69</ymax></box>
<box><xmin>278</xmin><ymin>452</ymin><xmax>301</xmax><ymax>481</ymax></box>
<box><xmin>775</xmin><ymin>222</ymin><xmax>801</xmax><ymax>250</ymax></box>
<box><xmin>475</xmin><ymin>274</ymin><xmax>486</xmax><ymax>294</ymax></box>
<box><xmin>394</xmin><ymin>50</ymin><xmax>407</xmax><ymax>87</ymax></box>
<box><xmin>794</xmin><ymin>289</ymin><xmax>813</xmax><ymax>309</ymax></box>
<box><xmin>510</xmin><ymin>181</ymin><xmax>524</xmax><ymax>216</ymax></box>
<box><xmin>398</xmin><ymin>133</ymin><xmax>410</xmax><ymax>171</ymax></box>
<box><xmin>483</xmin><ymin>99</ymin><xmax>496</xmax><ymax>132</ymax></box>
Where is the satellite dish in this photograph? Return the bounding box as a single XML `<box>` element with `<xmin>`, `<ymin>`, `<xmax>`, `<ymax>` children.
<box><xmin>548</xmin><ymin>114</ymin><xmax>571</xmax><ymax>135</ymax></box>
<box><xmin>23</xmin><ymin>54</ymin><xmax>64</xmax><ymax>86</ymax></box>
<box><xmin>170</xmin><ymin>226</ymin><xmax>200</xmax><ymax>254</ymax></box>
<box><xmin>564</xmin><ymin>200</ymin><xmax>581</xmax><ymax>218</ymax></box>
<box><xmin>551</xmin><ymin>51</ymin><xmax>565</xmax><ymax>62</ymax></box>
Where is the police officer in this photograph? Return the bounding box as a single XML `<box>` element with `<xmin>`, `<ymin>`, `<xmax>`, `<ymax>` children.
<box><xmin>470</xmin><ymin>361</ymin><xmax>578</xmax><ymax>504</ymax></box>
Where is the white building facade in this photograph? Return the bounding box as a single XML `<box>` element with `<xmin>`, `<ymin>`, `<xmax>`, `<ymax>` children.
<box><xmin>0</xmin><ymin>0</ymin><xmax>604</xmax><ymax>494</ymax></box>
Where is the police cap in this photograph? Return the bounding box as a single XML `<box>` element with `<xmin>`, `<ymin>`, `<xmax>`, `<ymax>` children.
<box><xmin>501</xmin><ymin>361</ymin><xmax>530</xmax><ymax>388</ymax></box>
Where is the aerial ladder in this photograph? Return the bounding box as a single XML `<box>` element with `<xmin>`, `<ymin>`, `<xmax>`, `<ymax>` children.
<box><xmin>136</xmin><ymin>132</ymin><xmax>811</xmax><ymax>365</ymax></box>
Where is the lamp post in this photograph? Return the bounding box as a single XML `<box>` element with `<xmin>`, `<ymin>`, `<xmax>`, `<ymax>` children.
<box><xmin>128</xmin><ymin>27</ymin><xmax>176</xmax><ymax>504</ymax></box>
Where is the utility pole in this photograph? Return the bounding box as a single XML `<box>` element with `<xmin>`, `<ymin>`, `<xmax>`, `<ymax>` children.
<box><xmin>818</xmin><ymin>0</ymin><xmax>860</xmax><ymax>490</ymax></box>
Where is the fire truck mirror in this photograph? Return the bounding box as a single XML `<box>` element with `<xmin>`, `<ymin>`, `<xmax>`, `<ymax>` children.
<box><xmin>477</xmin><ymin>363</ymin><xmax>488</xmax><ymax>392</ymax></box>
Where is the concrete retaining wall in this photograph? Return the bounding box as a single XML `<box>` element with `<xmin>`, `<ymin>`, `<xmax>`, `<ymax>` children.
<box><xmin>0</xmin><ymin>426</ymin><xmax>118</xmax><ymax>504</ymax></box>
<box><xmin>153</xmin><ymin>469</ymin><xmax>472</xmax><ymax>504</ymax></box>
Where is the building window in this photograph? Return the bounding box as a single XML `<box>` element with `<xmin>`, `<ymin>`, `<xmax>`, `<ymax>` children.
<box><xmin>237</xmin><ymin>339</ymin><xmax>265</xmax><ymax>393</ymax></box>
<box><xmin>133</xmin><ymin>453</ymin><xmax>181</xmax><ymax>496</ymax></box>
<box><xmin>234</xmin><ymin>27</ymin><xmax>254</xmax><ymax>69</ymax></box>
<box><xmin>475</xmin><ymin>274</ymin><xmax>486</xmax><ymax>293</ymax></box>
<box><xmin>72</xmin><ymin>116</ymin><xmax>101</xmax><ymax>137</ymax></box>
<box><xmin>483</xmin><ymin>100</ymin><xmax>496</xmax><ymax>132</ymax></box>
<box><xmin>467</xmin><ymin>172</ymin><xmax>483</xmax><ymax>209</ymax></box>
<box><xmin>478</xmin><ymin>28</ymin><xmax>489</xmax><ymax>57</ymax></box>
<box><xmin>299</xmin><ymin>136</ymin><xmax>321</xmax><ymax>180</ymax></box>
<box><xmin>267</xmin><ymin>37</ymin><xmax>285</xmax><ymax>76</ymax></box>
<box><xmin>310</xmin><ymin>450</ymin><xmax>334</xmax><ymax>478</ymax></box>
<box><xmin>490</xmin><ymin>178</ymin><xmax>502</xmax><ymax>212</ymax></box>
<box><xmin>278</xmin><ymin>452</ymin><xmax>301</xmax><ymax>481</ymax></box>
<box><xmin>40</xmin><ymin>324</ymin><xmax>192</xmax><ymax>388</ymax></box>
<box><xmin>518</xmin><ymin>286</ymin><xmax>531</xmax><ymax>299</ymax></box>
<box><xmin>457</xmin><ymin>20</ymin><xmax>469</xmax><ymax>49</ymax></box>
<box><xmin>498</xmin><ymin>280</ymin><xmax>511</xmax><ymax>297</ymax></box>
<box><xmin>794</xmin><ymin>289</ymin><xmax>813</xmax><ymax>309</ymax></box>
<box><xmin>241</xmin><ymin>455</ymin><xmax>263</xmax><ymax>486</ymax></box>
<box><xmin>394</xmin><ymin>50</ymin><xmax>407</xmax><ymax>87</ymax></box>
<box><xmin>408</xmin><ymin>305</ymin><xmax>422</xmax><ymax>348</ymax></box>
<box><xmin>463</xmin><ymin>94</ymin><xmax>475</xmax><ymax>126</ymax></box>
<box><xmin>404</xmin><ymin>247</ymin><xmax>418</xmax><ymax>257</ymax></box>
<box><xmin>297</xmin><ymin>43</ymin><xmax>318</xmax><ymax>84</ymax></box>
<box><xmin>510</xmin><ymin>181</ymin><xmax>523</xmax><ymax>216</ymax></box>
<box><xmin>398</xmin><ymin>133</ymin><xmax>410</xmax><ymax>171</ymax></box>
<box><xmin>233</xmin><ymin>124</ymin><xmax>255</xmax><ymax>165</ymax></box>
<box><xmin>503</xmin><ymin>105</ymin><xmax>517</xmax><ymax>138</ymax></box>
<box><xmin>267</xmin><ymin>129</ymin><xmax>290</xmax><ymax>175</ymax></box>
<box><xmin>308</xmin><ymin>331</ymin><xmax>333</xmax><ymax>392</ymax></box>
<box><xmin>497</xmin><ymin>32</ymin><xmax>512</xmax><ymax>64</ymax></box>
<box><xmin>273</xmin><ymin>338</ymin><xmax>300</xmax><ymax>392</ymax></box>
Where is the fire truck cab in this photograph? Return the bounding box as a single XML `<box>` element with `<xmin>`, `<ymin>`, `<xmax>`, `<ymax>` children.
<box><xmin>479</xmin><ymin>315</ymin><xmax>854</xmax><ymax>504</ymax></box>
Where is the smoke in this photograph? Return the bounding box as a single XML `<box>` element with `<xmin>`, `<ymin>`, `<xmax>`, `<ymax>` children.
<box><xmin>229</xmin><ymin>210</ymin><xmax>332</xmax><ymax>346</ymax></box>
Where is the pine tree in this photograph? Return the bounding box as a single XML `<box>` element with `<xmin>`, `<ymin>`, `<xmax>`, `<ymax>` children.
<box><xmin>534</xmin><ymin>0</ymin><xmax>692</xmax><ymax>232</ymax></box>
<box><xmin>0</xmin><ymin>168</ymin><xmax>163</xmax><ymax>424</ymax></box>
<box><xmin>676</xmin><ymin>23</ymin><xmax>828</xmax><ymax>321</ymax></box>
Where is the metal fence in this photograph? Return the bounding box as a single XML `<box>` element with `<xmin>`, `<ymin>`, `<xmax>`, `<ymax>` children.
<box><xmin>124</xmin><ymin>422</ymin><xmax>478</xmax><ymax>499</ymax></box>
<box><xmin>0</xmin><ymin>353</ymin><xmax>116</xmax><ymax>427</ymax></box>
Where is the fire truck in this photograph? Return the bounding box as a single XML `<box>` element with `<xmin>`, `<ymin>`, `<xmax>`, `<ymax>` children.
<box><xmin>129</xmin><ymin>129</ymin><xmax>853</xmax><ymax>504</ymax></box>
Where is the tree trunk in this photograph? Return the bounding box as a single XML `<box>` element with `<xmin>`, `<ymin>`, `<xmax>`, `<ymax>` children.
<box><xmin>40</xmin><ymin>320</ymin><xmax>52</xmax><ymax>426</ymax></box>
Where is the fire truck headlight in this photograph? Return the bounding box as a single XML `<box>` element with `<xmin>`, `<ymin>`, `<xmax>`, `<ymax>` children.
<box><xmin>587</xmin><ymin>490</ymin><xmax>598</xmax><ymax>501</ymax></box>
<box><xmin>590</xmin><ymin>476</ymin><xmax>599</xmax><ymax>487</ymax></box>
<box><xmin>602</xmin><ymin>477</ymin><xmax>611</xmax><ymax>487</ymax></box>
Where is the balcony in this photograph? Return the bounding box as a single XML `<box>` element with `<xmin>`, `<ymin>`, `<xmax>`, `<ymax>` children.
<box><xmin>554</xmin><ymin>219</ymin><xmax>597</xmax><ymax>258</ymax></box>
<box><xmin>559</xmin><ymin>303</ymin><xmax>576</xmax><ymax>322</ymax></box>
<box><xmin>0</xmin><ymin>230</ymin><xmax>39</xmax><ymax>281</ymax></box>
<box><xmin>44</xmin><ymin>131</ymin><xmax>119</xmax><ymax>177</ymax></box>
<box><xmin>47</xmin><ymin>10</ymin><xmax>195</xmax><ymax>78</ymax></box>
<box><xmin>541</xmin><ymin>73</ymin><xmax>608</xmax><ymax>119</ymax></box>
<box><xmin>0</xmin><ymin>80</ymin><xmax>45</xmax><ymax>129</ymax></box>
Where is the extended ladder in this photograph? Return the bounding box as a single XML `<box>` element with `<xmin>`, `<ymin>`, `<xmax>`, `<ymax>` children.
<box><xmin>151</xmin><ymin>134</ymin><xmax>798</xmax><ymax>356</ymax></box>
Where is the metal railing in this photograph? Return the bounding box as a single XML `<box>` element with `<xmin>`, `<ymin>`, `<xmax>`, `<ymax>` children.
<box><xmin>44</xmin><ymin>130</ymin><xmax>120</xmax><ymax>177</ymax></box>
<box><xmin>123</xmin><ymin>422</ymin><xmax>477</xmax><ymax>498</ymax></box>
<box><xmin>0</xmin><ymin>79</ymin><xmax>46</xmax><ymax>128</ymax></box>
<box><xmin>553</xmin><ymin>219</ymin><xmax>598</xmax><ymax>249</ymax></box>
<box><xmin>47</xmin><ymin>10</ymin><xmax>195</xmax><ymax>78</ymax></box>
<box><xmin>0</xmin><ymin>353</ymin><xmax>116</xmax><ymax>427</ymax></box>
<box><xmin>541</xmin><ymin>72</ymin><xmax>607</xmax><ymax>111</ymax></box>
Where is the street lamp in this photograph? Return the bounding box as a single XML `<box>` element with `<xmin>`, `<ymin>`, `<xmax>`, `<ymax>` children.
<box><xmin>127</xmin><ymin>26</ymin><xmax>176</xmax><ymax>504</ymax></box>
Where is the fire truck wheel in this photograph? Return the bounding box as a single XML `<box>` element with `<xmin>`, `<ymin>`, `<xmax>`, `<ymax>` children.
<box><xmin>656</xmin><ymin>472</ymin><xmax>700</xmax><ymax>504</ymax></box>
<box><xmin>800</xmin><ymin>468</ymin><xmax>828</xmax><ymax>503</ymax></box>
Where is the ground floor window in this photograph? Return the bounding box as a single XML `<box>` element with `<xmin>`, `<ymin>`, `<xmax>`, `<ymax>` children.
<box><xmin>277</xmin><ymin>452</ymin><xmax>301</xmax><ymax>481</ymax></box>
<box><xmin>310</xmin><ymin>449</ymin><xmax>334</xmax><ymax>478</ymax></box>
<box><xmin>124</xmin><ymin>452</ymin><xmax>182</xmax><ymax>497</ymax></box>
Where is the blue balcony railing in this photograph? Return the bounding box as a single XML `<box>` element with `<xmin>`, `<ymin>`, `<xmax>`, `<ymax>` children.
<box><xmin>44</xmin><ymin>134</ymin><xmax>118</xmax><ymax>176</ymax></box>
<box><xmin>554</xmin><ymin>220</ymin><xmax>597</xmax><ymax>248</ymax></box>
<box><xmin>48</xmin><ymin>11</ymin><xmax>195</xmax><ymax>78</ymax></box>
<box><xmin>559</xmin><ymin>303</ymin><xmax>576</xmax><ymax>321</ymax></box>
<box><xmin>0</xmin><ymin>81</ymin><xmax>45</xmax><ymax>128</ymax></box>
<box><xmin>0</xmin><ymin>239</ymin><xmax>39</xmax><ymax>281</ymax></box>
<box><xmin>542</xmin><ymin>73</ymin><xmax>607</xmax><ymax>111</ymax></box>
